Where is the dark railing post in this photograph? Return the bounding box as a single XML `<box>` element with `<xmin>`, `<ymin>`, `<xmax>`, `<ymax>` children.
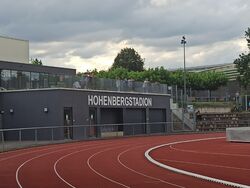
<box><xmin>67</xmin><ymin>127</ymin><xmax>70</xmax><ymax>139</ymax></box>
<box><xmin>1</xmin><ymin>131</ymin><xmax>4</xmax><ymax>152</ymax></box>
<box><xmin>51</xmin><ymin>128</ymin><xmax>54</xmax><ymax>141</ymax></box>
<box><xmin>19</xmin><ymin>129</ymin><xmax>22</xmax><ymax>145</ymax></box>
<box><xmin>35</xmin><ymin>129</ymin><xmax>38</xmax><ymax>145</ymax></box>
<box><xmin>83</xmin><ymin>125</ymin><xmax>87</xmax><ymax>139</ymax></box>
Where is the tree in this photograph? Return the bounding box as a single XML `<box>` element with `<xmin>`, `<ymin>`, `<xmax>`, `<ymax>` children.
<box><xmin>234</xmin><ymin>27</ymin><xmax>250</xmax><ymax>90</ymax></box>
<box><xmin>30</xmin><ymin>58</ymin><xmax>43</xmax><ymax>65</ymax></box>
<box><xmin>202</xmin><ymin>71</ymin><xmax>228</xmax><ymax>99</ymax></box>
<box><xmin>95</xmin><ymin>68</ymin><xmax>129</xmax><ymax>80</ymax></box>
<box><xmin>95</xmin><ymin>67</ymin><xmax>228</xmax><ymax>93</ymax></box>
<box><xmin>169</xmin><ymin>70</ymin><xmax>228</xmax><ymax>99</ymax></box>
<box><xmin>112</xmin><ymin>48</ymin><xmax>144</xmax><ymax>71</ymax></box>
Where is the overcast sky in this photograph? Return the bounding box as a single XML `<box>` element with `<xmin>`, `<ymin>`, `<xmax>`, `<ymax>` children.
<box><xmin>0</xmin><ymin>0</ymin><xmax>249</xmax><ymax>72</ymax></box>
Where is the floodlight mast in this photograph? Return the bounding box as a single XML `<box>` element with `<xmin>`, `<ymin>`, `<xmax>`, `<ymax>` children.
<box><xmin>181</xmin><ymin>36</ymin><xmax>187</xmax><ymax>129</ymax></box>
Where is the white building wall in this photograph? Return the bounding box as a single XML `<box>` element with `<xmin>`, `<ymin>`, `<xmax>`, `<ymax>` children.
<box><xmin>0</xmin><ymin>36</ymin><xmax>29</xmax><ymax>64</ymax></box>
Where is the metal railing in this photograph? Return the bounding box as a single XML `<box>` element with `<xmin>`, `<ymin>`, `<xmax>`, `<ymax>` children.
<box><xmin>2</xmin><ymin>120</ymin><xmax>248</xmax><ymax>152</ymax></box>
<box><xmin>0</xmin><ymin>122</ymin><xmax>182</xmax><ymax>152</ymax></box>
<box><xmin>73</xmin><ymin>76</ymin><xmax>170</xmax><ymax>94</ymax></box>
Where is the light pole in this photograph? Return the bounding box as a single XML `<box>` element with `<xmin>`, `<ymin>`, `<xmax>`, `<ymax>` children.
<box><xmin>181</xmin><ymin>36</ymin><xmax>187</xmax><ymax>129</ymax></box>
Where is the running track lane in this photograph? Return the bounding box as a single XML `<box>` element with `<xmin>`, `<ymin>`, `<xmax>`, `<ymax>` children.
<box><xmin>0</xmin><ymin>133</ymin><xmax>231</xmax><ymax>188</ymax></box>
<box><xmin>148</xmin><ymin>136</ymin><xmax>250</xmax><ymax>187</ymax></box>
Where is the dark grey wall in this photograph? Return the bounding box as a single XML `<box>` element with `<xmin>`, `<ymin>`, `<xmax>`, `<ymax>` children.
<box><xmin>0</xmin><ymin>89</ymin><xmax>170</xmax><ymax>140</ymax></box>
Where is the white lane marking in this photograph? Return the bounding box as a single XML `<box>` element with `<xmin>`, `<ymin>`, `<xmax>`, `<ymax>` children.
<box><xmin>170</xmin><ymin>145</ymin><xmax>250</xmax><ymax>157</ymax></box>
<box><xmin>87</xmin><ymin>145</ymin><xmax>131</xmax><ymax>188</ymax></box>
<box><xmin>145</xmin><ymin>136</ymin><xmax>250</xmax><ymax>188</ymax></box>
<box><xmin>158</xmin><ymin>159</ymin><xmax>250</xmax><ymax>171</ymax></box>
<box><xmin>0</xmin><ymin>141</ymin><xmax>93</xmax><ymax>162</ymax></box>
<box><xmin>0</xmin><ymin>145</ymin><xmax>70</xmax><ymax>162</ymax></box>
<box><xmin>15</xmin><ymin>142</ymin><xmax>105</xmax><ymax>188</ymax></box>
<box><xmin>117</xmin><ymin>145</ymin><xmax>185</xmax><ymax>188</ymax></box>
<box><xmin>54</xmin><ymin>143</ymin><xmax>116</xmax><ymax>188</ymax></box>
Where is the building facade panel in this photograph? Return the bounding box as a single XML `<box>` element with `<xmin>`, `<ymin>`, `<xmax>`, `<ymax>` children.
<box><xmin>0</xmin><ymin>36</ymin><xmax>29</xmax><ymax>64</ymax></box>
<box><xmin>0</xmin><ymin>89</ymin><xmax>170</xmax><ymax>140</ymax></box>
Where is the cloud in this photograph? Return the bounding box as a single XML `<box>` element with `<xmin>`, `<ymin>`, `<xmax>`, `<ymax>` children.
<box><xmin>0</xmin><ymin>0</ymin><xmax>249</xmax><ymax>72</ymax></box>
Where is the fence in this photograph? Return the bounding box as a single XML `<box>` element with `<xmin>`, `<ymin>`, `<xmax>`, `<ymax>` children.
<box><xmin>73</xmin><ymin>77</ymin><xmax>170</xmax><ymax>94</ymax></box>
<box><xmin>0</xmin><ymin>122</ymin><xmax>183</xmax><ymax>152</ymax></box>
<box><xmin>2</xmin><ymin>118</ymin><xmax>249</xmax><ymax>152</ymax></box>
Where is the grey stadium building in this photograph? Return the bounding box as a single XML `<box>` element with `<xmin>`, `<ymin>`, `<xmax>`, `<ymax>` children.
<box><xmin>0</xmin><ymin>36</ymin><xmax>171</xmax><ymax>141</ymax></box>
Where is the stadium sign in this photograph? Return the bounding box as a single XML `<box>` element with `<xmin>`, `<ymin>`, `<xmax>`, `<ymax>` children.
<box><xmin>88</xmin><ymin>95</ymin><xmax>152</xmax><ymax>107</ymax></box>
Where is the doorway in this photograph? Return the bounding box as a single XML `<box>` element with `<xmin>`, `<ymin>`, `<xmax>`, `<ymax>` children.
<box><xmin>100</xmin><ymin>108</ymin><xmax>123</xmax><ymax>132</ymax></box>
<box><xmin>64</xmin><ymin>107</ymin><xmax>73</xmax><ymax>139</ymax></box>
<box><xmin>89</xmin><ymin>108</ymin><xmax>97</xmax><ymax>137</ymax></box>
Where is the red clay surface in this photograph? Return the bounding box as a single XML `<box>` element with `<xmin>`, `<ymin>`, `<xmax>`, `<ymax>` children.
<box><xmin>0</xmin><ymin>132</ymin><xmax>248</xmax><ymax>188</ymax></box>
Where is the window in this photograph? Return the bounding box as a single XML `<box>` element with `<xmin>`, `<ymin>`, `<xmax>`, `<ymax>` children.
<box><xmin>64</xmin><ymin>75</ymin><xmax>73</xmax><ymax>88</ymax></box>
<box><xmin>18</xmin><ymin>71</ymin><xmax>30</xmax><ymax>89</ymax></box>
<box><xmin>1</xmin><ymin>70</ymin><xmax>11</xmax><ymax>89</ymax></box>
<box><xmin>0</xmin><ymin>69</ymin><xmax>72</xmax><ymax>90</ymax></box>
<box><xmin>49</xmin><ymin>74</ymin><xmax>57</xmax><ymax>88</ymax></box>
<box><xmin>57</xmin><ymin>75</ymin><xmax>65</xmax><ymax>87</ymax></box>
<box><xmin>31</xmin><ymin>72</ymin><xmax>40</xmax><ymax>89</ymax></box>
<box><xmin>10</xmin><ymin>70</ymin><xmax>18</xmax><ymax>89</ymax></box>
<box><xmin>39</xmin><ymin>73</ymin><xmax>48</xmax><ymax>88</ymax></box>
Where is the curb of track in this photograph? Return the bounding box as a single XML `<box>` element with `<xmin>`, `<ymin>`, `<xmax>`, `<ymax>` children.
<box><xmin>145</xmin><ymin>137</ymin><xmax>250</xmax><ymax>188</ymax></box>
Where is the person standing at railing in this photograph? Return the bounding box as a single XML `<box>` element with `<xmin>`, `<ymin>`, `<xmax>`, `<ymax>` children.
<box><xmin>116</xmin><ymin>78</ymin><xmax>121</xmax><ymax>91</ymax></box>
<box><xmin>143</xmin><ymin>79</ymin><xmax>149</xmax><ymax>93</ymax></box>
<box><xmin>128</xmin><ymin>78</ymin><xmax>134</xmax><ymax>92</ymax></box>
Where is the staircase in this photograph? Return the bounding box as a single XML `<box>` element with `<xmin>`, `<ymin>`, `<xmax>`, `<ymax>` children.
<box><xmin>170</xmin><ymin>100</ymin><xmax>196</xmax><ymax>131</ymax></box>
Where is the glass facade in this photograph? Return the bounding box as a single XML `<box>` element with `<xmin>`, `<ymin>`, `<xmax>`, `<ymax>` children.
<box><xmin>39</xmin><ymin>73</ymin><xmax>49</xmax><ymax>88</ymax></box>
<box><xmin>1</xmin><ymin>70</ymin><xmax>11</xmax><ymax>89</ymax></box>
<box><xmin>0</xmin><ymin>69</ymin><xmax>168</xmax><ymax>94</ymax></box>
<box><xmin>20</xmin><ymin>71</ymin><xmax>30</xmax><ymax>89</ymax></box>
<box><xmin>10</xmin><ymin>70</ymin><xmax>18</xmax><ymax>89</ymax></box>
<box><xmin>0</xmin><ymin>69</ymin><xmax>73</xmax><ymax>90</ymax></box>
<box><xmin>31</xmin><ymin>72</ymin><xmax>40</xmax><ymax>89</ymax></box>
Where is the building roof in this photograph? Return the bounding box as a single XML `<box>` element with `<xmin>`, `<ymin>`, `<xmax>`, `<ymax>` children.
<box><xmin>0</xmin><ymin>60</ymin><xmax>76</xmax><ymax>75</ymax></box>
<box><xmin>171</xmin><ymin>63</ymin><xmax>239</xmax><ymax>81</ymax></box>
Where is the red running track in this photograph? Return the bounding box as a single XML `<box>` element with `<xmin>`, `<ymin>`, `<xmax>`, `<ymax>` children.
<box><xmin>149</xmin><ymin>134</ymin><xmax>250</xmax><ymax>187</ymax></box>
<box><xmin>0</xmin><ymin>132</ymin><xmax>247</xmax><ymax>188</ymax></box>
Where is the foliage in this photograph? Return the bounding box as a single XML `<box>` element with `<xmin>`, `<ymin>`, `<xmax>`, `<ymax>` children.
<box><xmin>76</xmin><ymin>69</ymin><xmax>98</xmax><ymax>78</ymax></box>
<box><xmin>234</xmin><ymin>27</ymin><xmax>250</xmax><ymax>89</ymax></box>
<box><xmin>234</xmin><ymin>53</ymin><xmax>250</xmax><ymax>89</ymax></box>
<box><xmin>112</xmin><ymin>48</ymin><xmax>144</xmax><ymax>71</ymax></box>
<box><xmin>30</xmin><ymin>58</ymin><xmax>43</xmax><ymax>65</ymax></box>
<box><xmin>201</xmin><ymin>71</ymin><xmax>228</xmax><ymax>91</ymax></box>
<box><xmin>169</xmin><ymin>70</ymin><xmax>184</xmax><ymax>88</ymax></box>
<box><xmin>77</xmin><ymin>45</ymin><xmax>228</xmax><ymax>93</ymax></box>
<box><xmin>169</xmin><ymin>70</ymin><xmax>228</xmax><ymax>91</ymax></box>
<box><xmin>94</xmin><ymin>66</ymin><xmax>228</xmax><ymax>93</ymax></box>
<box><xmin>191</xmin><ymin>71</ymin><xmax>228</xmax><ymax>99</ymax></box>
<box><xmin>96</xmin><ymin>67</ymin><xmax>129</xmax><ymax>80</ymax></box>
<box><xmin>146</xmin><ymin>67</ymin><xmax>171</xmax><ymax>84</ymax></box>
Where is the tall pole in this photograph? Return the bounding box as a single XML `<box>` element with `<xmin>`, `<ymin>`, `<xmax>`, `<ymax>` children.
<box><xmin>181</xmin><ymin>36</ymin><xmax>187</xmax><ymax>129</ymax></box>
